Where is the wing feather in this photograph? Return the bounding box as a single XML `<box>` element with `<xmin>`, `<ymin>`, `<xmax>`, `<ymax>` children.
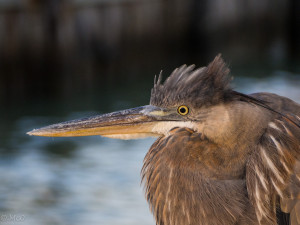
<box><xmin>246</xmin><ymin>114</ymin><xmax>300</xmax><ymax>225</ymax></box>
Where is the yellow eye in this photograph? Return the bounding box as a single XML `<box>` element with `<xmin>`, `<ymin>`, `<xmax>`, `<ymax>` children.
<box><xmin>177</xmin><ymin>105</ymin><xmax>189</xmax><ymax>116</ymax></box>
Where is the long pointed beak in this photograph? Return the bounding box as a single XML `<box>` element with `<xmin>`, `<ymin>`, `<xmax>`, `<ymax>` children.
<box><xmin>27</xmin><ymin>105</ymin><xmax>172</xmax><ymax>139</ymax></box>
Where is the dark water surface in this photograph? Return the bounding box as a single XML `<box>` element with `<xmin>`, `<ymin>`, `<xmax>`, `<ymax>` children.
<box><xmin>1</xmin><ymin>71</ymin><xmax>300</xmax><ymax>225</ymax></box>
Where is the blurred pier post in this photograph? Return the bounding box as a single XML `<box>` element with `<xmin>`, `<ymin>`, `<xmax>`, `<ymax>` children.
<box><xmin>0</xmin><ymin>0</ymin><xmax>298</xmax><ymax>105</ymax></box>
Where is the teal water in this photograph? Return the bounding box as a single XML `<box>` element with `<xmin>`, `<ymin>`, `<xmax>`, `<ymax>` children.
<box><xmin>1</xmin><ymin>71</ymin><xmax>300</xmax><ymax>225</ymax></box>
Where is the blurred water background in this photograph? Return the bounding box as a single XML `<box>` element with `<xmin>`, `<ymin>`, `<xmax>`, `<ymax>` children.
<box><xmin>1</xmin><ymin>0</ymin><xmax>300</xmax><ymax>224</ymax></box>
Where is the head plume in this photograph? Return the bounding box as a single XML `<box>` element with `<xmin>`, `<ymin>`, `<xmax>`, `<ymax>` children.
<box><xmin>150</xmin><ymin>54</ymin><xmax>233</xmax><ymax>108</ymax></box>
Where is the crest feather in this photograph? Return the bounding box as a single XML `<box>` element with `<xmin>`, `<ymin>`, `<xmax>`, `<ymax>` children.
<box><xmin>150</xmin><ymin>54</ymin><xmax>233</xmax><ymax>107</ymax></box>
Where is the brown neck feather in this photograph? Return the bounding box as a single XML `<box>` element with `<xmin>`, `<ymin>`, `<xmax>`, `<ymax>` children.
<box><xmin>142</xmin><ymin>128</ymin><xmax>257</xmax><ymax>225</ymax></box>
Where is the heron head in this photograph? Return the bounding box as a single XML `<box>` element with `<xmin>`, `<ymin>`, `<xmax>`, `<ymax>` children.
<box><xmin>27</xmin><ymin>55</ymin><xmax>245</xmax><ymax>140</ymax></box>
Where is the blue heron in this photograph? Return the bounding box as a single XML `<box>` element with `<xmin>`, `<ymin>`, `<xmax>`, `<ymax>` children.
<box><xmin>28</xmin><ymin>55</ymin><xmax>300</xmax><ymax>225</ymax></box>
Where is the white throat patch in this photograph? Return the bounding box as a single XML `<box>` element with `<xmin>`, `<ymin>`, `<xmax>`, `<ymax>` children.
<box><xmin>151</xmin><ymin>121</ymin><xmax>198</xmax><ymax>136</ymax></box>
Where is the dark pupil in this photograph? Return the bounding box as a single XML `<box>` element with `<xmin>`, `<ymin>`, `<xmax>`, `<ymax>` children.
<box><xmin>180</xmin><ymin>107</ymin><xmax>186</xmax><ymax>114</ymax></box>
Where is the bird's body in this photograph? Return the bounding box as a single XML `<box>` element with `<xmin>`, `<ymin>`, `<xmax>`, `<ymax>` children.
<box><xmin>143</xmin><ymin>92</ymin><xmax>300</xmax><ymax>225</ymax></box>
<box><xmin>28</xmin><ymin>55</ymin><xmax>300</xmax><ymax>225</ymax></box>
